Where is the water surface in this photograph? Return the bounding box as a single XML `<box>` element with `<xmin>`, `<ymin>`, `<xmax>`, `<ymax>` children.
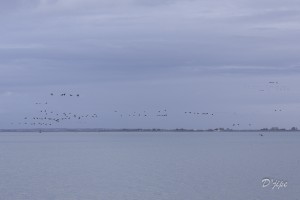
<box><xmin>0</xmin><ymin>132</ymin><xmax>299</xmax><ymax>200</ymax></box>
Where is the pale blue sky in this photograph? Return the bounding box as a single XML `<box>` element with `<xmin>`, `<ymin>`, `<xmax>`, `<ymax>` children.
<box><xmin>1</xmin><ymin>0</ymin><xmax>300</xmax><ymax>129</ymax></box>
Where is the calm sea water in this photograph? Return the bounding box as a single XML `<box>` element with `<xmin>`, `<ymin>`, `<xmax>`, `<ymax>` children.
<box><xmin>0</xmin><ymin>132</ymin><xmax>299</xmax><ymax>200</ymax></box>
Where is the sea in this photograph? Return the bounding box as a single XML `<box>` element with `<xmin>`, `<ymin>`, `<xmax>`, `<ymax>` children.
<box><xmin>0</xmin><ymin>131</ymin><xmax>299</xmax><ymax>200</ymax></box>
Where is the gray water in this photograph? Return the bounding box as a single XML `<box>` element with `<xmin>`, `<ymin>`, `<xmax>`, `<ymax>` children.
<box><xmin>0</xmin><ymin>132</ymin><xmax>299</xmax><ymax>200</ymax></box>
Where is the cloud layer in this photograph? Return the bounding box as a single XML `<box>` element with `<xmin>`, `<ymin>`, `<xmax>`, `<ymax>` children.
<box><xmin>1</xmin><ymin>0</ymin><xmax>300</xmax><ymax>128</ymax></box>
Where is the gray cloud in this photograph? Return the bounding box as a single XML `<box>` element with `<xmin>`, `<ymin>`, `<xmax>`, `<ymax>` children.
<box><xmin>1</xmin><ymin>0</ymin><xmax>300</xmax><ymax>128</ymax></box>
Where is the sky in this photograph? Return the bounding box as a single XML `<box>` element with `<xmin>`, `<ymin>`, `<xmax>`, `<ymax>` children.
<box><xmin>1</xmin><ymin>0</ymin><xmax>300</xmax><ymax>129</ymax></box>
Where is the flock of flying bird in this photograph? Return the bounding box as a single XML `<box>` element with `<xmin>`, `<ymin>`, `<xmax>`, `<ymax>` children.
<box><xmin>258</xmin><ymin>81</ymin><xmax>288</xmax><ymax>92</ymax></box>
<box><xmin>18</xmin><ymin>111</ymin><xmax>99</xmax><ymax>127</ymax></box>
<box><xmin>11</xmin><ymin>93</ymin><xmax>173</xmax><ymax>127</ymax></box>
<box><xmin>11</xmin><ymin>93</ymin><xmax>98</xmax><ymax>127</ymax></box>
<box><xmin>114</xmin><ymin>109</ymin><xmax>168</xmax><ymax>118</ymax></box>
<box><xmin>10</xmin><ymin>81</ymin><xmax>287</xmax><ymax>132</ymax></box>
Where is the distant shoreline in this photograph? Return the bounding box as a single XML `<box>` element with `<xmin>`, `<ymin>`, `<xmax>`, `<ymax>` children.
<box><xmin>0</xmin><ymin>128</ymin><xmax>299</xmax><ymax>133</ymax></box>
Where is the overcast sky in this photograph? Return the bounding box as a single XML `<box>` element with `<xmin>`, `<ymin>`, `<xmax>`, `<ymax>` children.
<box><xmin>1</xmin><ymin>0</ymin><xmax>300</xmax><ymax>129</ymax></box>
